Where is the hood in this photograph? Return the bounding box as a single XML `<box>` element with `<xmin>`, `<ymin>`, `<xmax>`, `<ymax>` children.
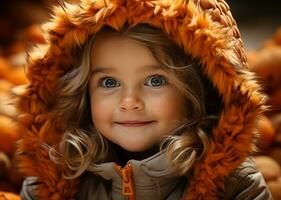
<box><xmin>15</xmin><ymin>0</ymin><xmax>267</xmax><ymax>199</ymax></box>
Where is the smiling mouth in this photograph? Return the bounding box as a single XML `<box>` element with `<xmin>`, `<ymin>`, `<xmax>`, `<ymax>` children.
<box><xmin>115</xmin><ymin>121</ymin><xmax>156</xmax><ymax>127</ymax></box>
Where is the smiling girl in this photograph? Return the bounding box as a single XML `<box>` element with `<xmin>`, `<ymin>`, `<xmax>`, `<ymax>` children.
<box><xmin>13</xmin><ymin>0</ymin><xmax>272</xmax><ymax>200</ymax></box>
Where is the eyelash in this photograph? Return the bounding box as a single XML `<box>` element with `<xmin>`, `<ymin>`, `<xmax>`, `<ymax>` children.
<box><xmin>97</xmin><ymin>74</ymin><xmax>168</xmax><ymax>89</ymax></box>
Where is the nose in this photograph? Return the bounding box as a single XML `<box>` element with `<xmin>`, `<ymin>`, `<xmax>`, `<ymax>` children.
<box><xmin>119</xmin><ymin>89</ymin><xmax>144</xmax><ymax>111</ymax></box>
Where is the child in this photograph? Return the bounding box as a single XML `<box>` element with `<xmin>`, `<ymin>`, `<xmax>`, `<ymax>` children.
<box><xmin>14</xmin><ymin>0</ymin><xmax>272</xmax><ymax>200</ymax></box>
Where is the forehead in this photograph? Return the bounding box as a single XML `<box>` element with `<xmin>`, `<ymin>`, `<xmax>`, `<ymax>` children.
<box><xmin>90</xmin><ymin>33</ymin><xmax>163</xmax><ymax>71</ymax></box>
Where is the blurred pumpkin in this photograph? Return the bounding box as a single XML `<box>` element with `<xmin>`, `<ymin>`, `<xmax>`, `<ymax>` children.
<box><xmin>0</xmin><ymin>80</ymin><xmax>13</xmax><ymax>91</ymax></box>
<box><xmin>25</xmin><ymin>24</ymin><xmax>46</xmax><ymax>44</ymax></box>
<box><xmin>269</xmin><ymin>89</ymin><xmax>281</xmax><ymax>113</ymax></box>
<box><xmin>268</xmin><ymin>147</ymin><xmax>281</xmax><ymax>166</ymax></box>
<box><xmin>0</xmin><ymin>191</ymin><xmax>20</xmax><ymax>200</ymax></box>
<box><xmin>249</xmin><ymin>47</ymin><xmax>281</xmax><ymax>94</ymax></box>
<box><xmin>269</xmin><ymin>113</ymin><xmax>281</xmax><ymax>133</ymax></box>
<box><xmin>0</xmin><ymin>57</ymin><xmax>28</xmax><ymax>85</ymax></box>
<box><xmin>254</xmin><ymin>155</ymin><xmax>281</xmax><ymax>182</ymax></box>
<box><xmin>267</xmin><ymin>176</ymin><xmax>281</xmax><ymax>200</ymax></box>
<box><xmin>270</xmin><ymin>113</ymin><xmax>281</xmax><ymax>145</ymax></box>
<box><xmin>256</xmin><ymin>115</ymin><xmax>275</xmax><ymax>151</ymax></box>
<box><xmin>0</xmin><ymin>116</ymin><xmax>20</xmax><ymax>155</ymax></box>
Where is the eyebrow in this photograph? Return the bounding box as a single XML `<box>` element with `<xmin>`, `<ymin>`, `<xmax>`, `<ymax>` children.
<box><xmin>90</xmin><ymin>64</ymin><xmax>164</xmax><ymax>76</ymax></box>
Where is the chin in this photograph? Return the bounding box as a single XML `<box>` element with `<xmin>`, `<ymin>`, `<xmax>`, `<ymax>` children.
<box><xmin>119</xmin><ymin>142</ymin><xmax>152</xmax><ymax>153</ymax></box>
<box><xmin>122</xmin><ymin>145</ymin><xmax>149</xmax><ymax>153</ymax></box>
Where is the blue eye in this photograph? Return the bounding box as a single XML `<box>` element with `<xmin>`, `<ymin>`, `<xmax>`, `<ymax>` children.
<box><xmin>146</xmin><ymin>75</ymin><xmax>167</xmax><ymax>87</ymax></box>
<box><xmin>99</xmin><ymin>77</ymin><xmax>120</xmax><ymax>88</ymax></box>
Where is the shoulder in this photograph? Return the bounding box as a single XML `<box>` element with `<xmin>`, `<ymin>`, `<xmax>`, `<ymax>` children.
<box><xmin>223</xmin><ymin>157</ymin><xmax>273</xmax><ymax>200</ymax></box>
<box><xmin>229</xmin><ymin>156</ymin><xmax>259</xmax><ymax>178</ymax></box>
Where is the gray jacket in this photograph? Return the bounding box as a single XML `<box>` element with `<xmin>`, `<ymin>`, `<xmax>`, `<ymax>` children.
<box><xmin>21</xmin><ymin>154</ymin><xmax>272</xmax><ymax>200</ymax></box>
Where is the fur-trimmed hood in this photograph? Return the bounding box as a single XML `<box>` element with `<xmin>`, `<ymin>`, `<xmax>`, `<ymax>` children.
<box><xmin>15</xmin><ymin>0</ymin><xmax>267</xmax><ymax>199</ymax></box>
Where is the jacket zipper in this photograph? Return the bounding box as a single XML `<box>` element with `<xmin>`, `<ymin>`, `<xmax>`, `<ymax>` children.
<box><xmin>114</xmin><ymin>162</ymin><xmax>135</xmax><ymax>200</ymax></box>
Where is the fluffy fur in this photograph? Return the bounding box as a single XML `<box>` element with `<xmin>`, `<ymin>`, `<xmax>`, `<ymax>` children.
<box><xmin>15</xmin><ymin>0</ymin><xmax>267</xmax><ymax>199</ymax></box>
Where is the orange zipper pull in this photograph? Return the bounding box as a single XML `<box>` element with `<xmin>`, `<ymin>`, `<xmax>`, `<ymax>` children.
<box><xmin>114</xmin><ymin>163</ymin><xmax>135</xmax><ymax>200</ymax></box>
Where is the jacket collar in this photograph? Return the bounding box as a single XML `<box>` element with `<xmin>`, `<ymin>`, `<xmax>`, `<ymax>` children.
<box><xmin>86</xmin><ymin>150</ymin><xmax>192</xmax><ymax>200</ymax></box>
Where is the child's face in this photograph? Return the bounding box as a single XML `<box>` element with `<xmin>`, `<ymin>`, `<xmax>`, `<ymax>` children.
<box><xmin>88</xmin><ymin>33</ymin><xmax>186</xmax><ymax>152</ymax></box>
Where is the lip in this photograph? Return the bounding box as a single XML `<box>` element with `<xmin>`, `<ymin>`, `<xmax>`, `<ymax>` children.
<box><xmin>115</xmin><ymin>120</ymin><xmax>156</xmax><ymax>127</ymax></box>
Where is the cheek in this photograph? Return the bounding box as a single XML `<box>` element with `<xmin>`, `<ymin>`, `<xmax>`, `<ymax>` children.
<box><xmin>150</xmin><ymin>90</ymin><xmax>185</xmax><ymax>121</ymax></box>
<box><xmin>90</xmin><ymin>93</ymin><xmax>114</xmax><ymax>127</ymax></box>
